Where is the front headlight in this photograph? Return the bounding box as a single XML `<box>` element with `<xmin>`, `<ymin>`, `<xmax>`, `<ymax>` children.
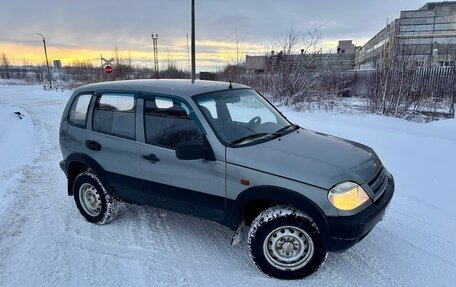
<box><xmin>328</xmin><ymin>182</ymin><xmax>371</xmax><ymax>211</ymax></box>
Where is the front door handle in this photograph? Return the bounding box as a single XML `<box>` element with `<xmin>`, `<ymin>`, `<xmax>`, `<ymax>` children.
<box><xmin>86</xmin><ymin>140</ymin><xmax>101</xmax><ymax>151</ymax></box>
<box><xmin>141</xmin><ymin>153</ymin><xmax>160</xmax><ymax>163</ymax></box>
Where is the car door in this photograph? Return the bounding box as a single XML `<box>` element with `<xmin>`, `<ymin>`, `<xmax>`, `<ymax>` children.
<box><xmin>138</xmin><ymin>95</ymin><xmax>226</xmax><ymax>223</ymax></box>
<box><xmin>80</xmin><ymin>91</ymin><xmax>145</xmax><ymax>204</ymax></box>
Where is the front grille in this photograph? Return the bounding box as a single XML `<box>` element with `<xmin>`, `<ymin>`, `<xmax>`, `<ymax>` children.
<box><xmin>368</xmin><ymin>167</ymin><xmax>388</xmax><ymax>196</ymax></box>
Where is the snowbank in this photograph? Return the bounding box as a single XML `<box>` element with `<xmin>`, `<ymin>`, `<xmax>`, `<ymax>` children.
<box><xmin>0</xmin><ymin>103</ymin><xmax>36</xmax><ymax>212</ymax></box>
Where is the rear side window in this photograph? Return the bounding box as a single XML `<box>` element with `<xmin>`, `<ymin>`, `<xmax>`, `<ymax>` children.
<box><xmin>144</xmin><ymin>97</ymin><xmax>203</xmax><ymax>149</ymax></box>
<box><xmin>93</xmin><ymin>93</ymin><xmax>136</xmax><ymax>140</ymax></box>
<box><xmin>68</xmin><ymin>94</ymin><xmax>92</xmax><ymax>128</ymax></box>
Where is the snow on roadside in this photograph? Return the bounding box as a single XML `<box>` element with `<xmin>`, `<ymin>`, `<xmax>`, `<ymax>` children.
<box><xmin>0</xmin><ymin>103</ymin><xmax>36</xmax><ymax>213</ymax></box>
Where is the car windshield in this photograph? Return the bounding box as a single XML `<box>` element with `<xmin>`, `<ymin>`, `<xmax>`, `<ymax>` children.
<box><xmin>194</xmin><ymin>89</ymin><xmax>295</xmax><ymax>146</ymax></box>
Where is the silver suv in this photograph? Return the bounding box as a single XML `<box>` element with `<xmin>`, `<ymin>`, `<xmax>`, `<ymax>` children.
<box><xmin>59</xmin><ymin>79</ymin><xmax>394</xmax><ymax>279</ymax></box>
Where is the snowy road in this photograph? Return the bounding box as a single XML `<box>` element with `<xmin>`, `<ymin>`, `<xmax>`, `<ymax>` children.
<box><xmin>0</xmin><ymin>85</ymin><xmax>455</xmax><ymax>287</ymax></box>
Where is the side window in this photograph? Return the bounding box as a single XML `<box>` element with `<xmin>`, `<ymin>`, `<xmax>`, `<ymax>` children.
<box><xmin>144</xmin><ymin>97</ymin><xmax>203</xmax><ymax>149</ymax></box>
<box><xmin>68</xmin><ymin>94</ymin><xmax>92</xmax><ymax>128</ymax></box>
<box><xmin>93</xmin><ymin>93</ymin><xmax>136</xmax><ymax>140</ymax></box>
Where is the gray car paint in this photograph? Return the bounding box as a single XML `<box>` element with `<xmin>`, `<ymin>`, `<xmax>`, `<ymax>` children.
<box><xmin>136</xmin><ymin>96</ymin><xmax>226</xmax><ymax>216</ymax></box>
<box><xmin>226</xmin><ymin>128</ymin><xmax>381</xmax><ymax>191</ymax></box>
<box><xmin>69</xmin><ymin>92</ymin><xmax>145</xmax><ymax>203</ymax></box>
<box><xmin>225</xmin><ymin>163</ymin><xmax>339</xmax><ymax>217</ymax></box>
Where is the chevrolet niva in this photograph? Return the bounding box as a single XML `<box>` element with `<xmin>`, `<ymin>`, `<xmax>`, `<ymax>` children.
<box><xmin>59</xmin><ymin>79</ymin><xmax>394</xmax><ymax>280</ymax></box>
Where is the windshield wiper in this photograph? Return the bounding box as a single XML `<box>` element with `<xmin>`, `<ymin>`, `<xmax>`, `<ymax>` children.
<box><xmin>273</xmin><ymin>124</ymin><xmax>300</xmax><ymax>136</ymax></box>
<box><xmin>230</xmin><ymin>133</ymin><xmax>270</xmax><ymax>145</ymax></box>
<box><xmin>230</xmin><ymin>125</ymin><xmax>300</xmax><ymax>146</ymax></box>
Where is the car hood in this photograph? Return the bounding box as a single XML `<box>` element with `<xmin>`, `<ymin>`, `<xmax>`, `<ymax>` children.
<box><xmin>226</xmin><ymin>129</ymin><xmax>382</xmax><ymax>190</ymax></box>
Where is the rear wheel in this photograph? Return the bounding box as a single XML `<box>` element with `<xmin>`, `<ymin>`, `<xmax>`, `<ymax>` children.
<box><xmin>73</xmin><ymin>172</ymin><xmax>124</xmax><ymax>225</ymax></box>
<box><xmin>248</xmin><ymin>206</ymin><xmax>327</xmax><ymax>279</ymax></box>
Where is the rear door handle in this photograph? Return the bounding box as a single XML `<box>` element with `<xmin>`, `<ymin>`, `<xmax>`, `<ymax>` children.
<box><xmin>86</xmin><ymin>140</ymin><xmax>101</xmax><ymax>151</ymax></box>
<box><xmin>141</xmin><ymin>153</ymin><xmax>160</xmax><ymax>163</ymax></box>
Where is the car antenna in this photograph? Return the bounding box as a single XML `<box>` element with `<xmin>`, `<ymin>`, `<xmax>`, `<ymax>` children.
<box><xmin>229</xmin><ymin>80</ymin><xmax>233</xmax><ymax>89</ymax></box>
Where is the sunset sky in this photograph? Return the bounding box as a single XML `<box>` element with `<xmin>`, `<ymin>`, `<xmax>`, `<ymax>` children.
<box><xmin>0</xmin><ymin>0</ymin><xmax>428</xmax><ymax>71</ymax></box>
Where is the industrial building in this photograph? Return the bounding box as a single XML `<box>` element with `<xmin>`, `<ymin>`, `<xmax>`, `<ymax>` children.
<box><xmin>356</xmin><ymin>1</ymin><xmax>456</xmax><ymax>69</ymax></box>
<box><xmin>245</xmin><ymin>40</ymin><xmax>358</xmax><ymax>73</ymax></box>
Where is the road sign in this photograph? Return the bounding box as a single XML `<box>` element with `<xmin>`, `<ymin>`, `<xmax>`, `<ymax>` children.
<box><xmin>101</xmin><ymin>57</ymin><xmax>115</xmax><ymax>76</ymax></box>
<box><xmin>104</xmin><ymin>64</ymin><xmax>113</xmax><ymax>75</ymax></box>
<box><xmin>102</xmin><ymin>57</ymin><xmax>115</xmax><ymax>66</ymax></box>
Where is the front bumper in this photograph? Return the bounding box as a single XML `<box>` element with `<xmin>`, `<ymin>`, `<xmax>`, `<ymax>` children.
<box><xmin>326</xmin><ymin>175</ymin><xmax>394</xmax><ymax>252</ymax></box>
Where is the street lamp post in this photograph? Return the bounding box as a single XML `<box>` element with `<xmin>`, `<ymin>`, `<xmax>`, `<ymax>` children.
<box><xmin>36</xmin><ymin>33</ymin><xmax>52</xmax><ymax>89</ymax></box>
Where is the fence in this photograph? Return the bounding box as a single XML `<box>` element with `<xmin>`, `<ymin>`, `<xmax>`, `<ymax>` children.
<box><xmin>351</xmin><ymin>67</ymin><xmax>455</xmax><ymax>98</ymax></box>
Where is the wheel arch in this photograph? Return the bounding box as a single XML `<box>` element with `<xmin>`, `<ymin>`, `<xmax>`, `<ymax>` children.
<box><xmin>64</xmin><ymin>153</ymin><xmax>110</xmax><ymax>196</ymax></box>
<box><xmin>227</xmin><ymin>185</ymin><xmax>333</xmax><ymax>251</ymax></box>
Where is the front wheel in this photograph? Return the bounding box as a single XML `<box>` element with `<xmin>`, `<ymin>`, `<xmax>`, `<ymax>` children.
<box><xmin>248</xmin><ymin>206</ymin><xmax>327</xmax><ymax>279</ymax></box>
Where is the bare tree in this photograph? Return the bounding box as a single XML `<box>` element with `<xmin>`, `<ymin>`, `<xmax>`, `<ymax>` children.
<box><xmin>226</xmin><ymin>27</ymin><xmax>247</xmax><ymax>83</ymax></box>
<box><xmin>449</xmin><ymin>45</ymin><xmax>456</xmax><ymax>118</ymax></box>
<box><xmin>110</xmin><ymin>46</ymin><xmax>134</xmax><ymax>80</ymax></box>
<box><xmin>218</xmin><ymin>26</ymin><xmax>343</xmax><ymax>110</ymax></box>
<box><xmin>0</xmin><ymin>53</ymin><xmax>11</xmax><ymax>79</ymax></box>
<box><xmin>160</xmin><ymin>55</ymin><xmax>189</xmax><ymax>79</ymax></box>
<box><xmin>34</xmin><ymin>64</ymin><xmax>45</xmax><ymax>83</ymax></box>
<box><xmin>270</xmin><ymin>27</ymin><xmax>322</xmax><ymax>106</ymax></box>
<box><xmin>61</xmin><ymin>60</ymin><xmax>102</xmax><ymax>88</ymax></box>
<box><xmin>366</xmin><ymin>34</ymin><xmax>427</xmax><ymax>119</ymax></box>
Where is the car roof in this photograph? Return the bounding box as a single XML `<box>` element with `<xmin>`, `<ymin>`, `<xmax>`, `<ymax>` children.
<box><xmin>74</xmin><ymin>79</ymin><xmax>250</xmax><ymax>99</ymax></box>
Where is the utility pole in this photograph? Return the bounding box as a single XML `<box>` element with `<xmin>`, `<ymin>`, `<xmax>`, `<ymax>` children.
<box><xmin>36</xmin><ymin>33</ymin><xmax>52</xmax><ymax>89</ymax></box>
<box><xmin>151</xmin><ymin>33</ymin><xmax>159</xmax><ymax>79</ymax></box>
<box><xmin>191</xmin><ymin>0</ymin><xmax>196</xmax><ymax>83</ymax></box>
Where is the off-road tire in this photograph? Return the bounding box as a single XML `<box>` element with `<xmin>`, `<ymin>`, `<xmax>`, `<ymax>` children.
<box><xmin>73</xmin><ymin>171</ymin><xmax>125</xmax><ymax>225</ymax></box>
<box><xmin>248</xmin><ymin>206</ymin><xmax>327</xmax><ymax>279</ymax></box>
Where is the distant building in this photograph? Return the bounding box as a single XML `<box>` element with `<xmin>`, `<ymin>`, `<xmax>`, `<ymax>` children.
<box><xmin>245</xmin><ymin>55</ymin><xmax>267</xmax><ymax>73</ymax></box>
<box><xmin>245</xmin><ymin>40</ymin><xmax>358</xmax><ymax>73</ymax></box>
<box><xmin>199</xmin><ymin>72</ymin><xmax>216</xmax><ymax>81</ymax></box>
<box><xmin>356</xmin><ymin>1</ymin><xmax>456</xmax><ymax>69</ymax></box>
<box><xmin>337</xmin><ymin>40</ymin><xmax>357</xmax><ymax>54</ymax></box>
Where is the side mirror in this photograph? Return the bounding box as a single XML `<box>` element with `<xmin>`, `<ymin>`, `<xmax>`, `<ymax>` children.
<box><xmin>175</xmin><ymin>142</ymin><xmax>205</xmax><ymax>160</ymax></box>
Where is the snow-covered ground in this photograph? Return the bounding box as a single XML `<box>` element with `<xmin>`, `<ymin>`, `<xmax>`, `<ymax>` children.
<box><xmin>0</xmin><ymin>102</ymin><xmax>36</xmax><ymax>213</ymax></box>
<box><xmin>0</xmin><ymin>85</ymin><xmax>455</xmax><ymax>287</ymax></box>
